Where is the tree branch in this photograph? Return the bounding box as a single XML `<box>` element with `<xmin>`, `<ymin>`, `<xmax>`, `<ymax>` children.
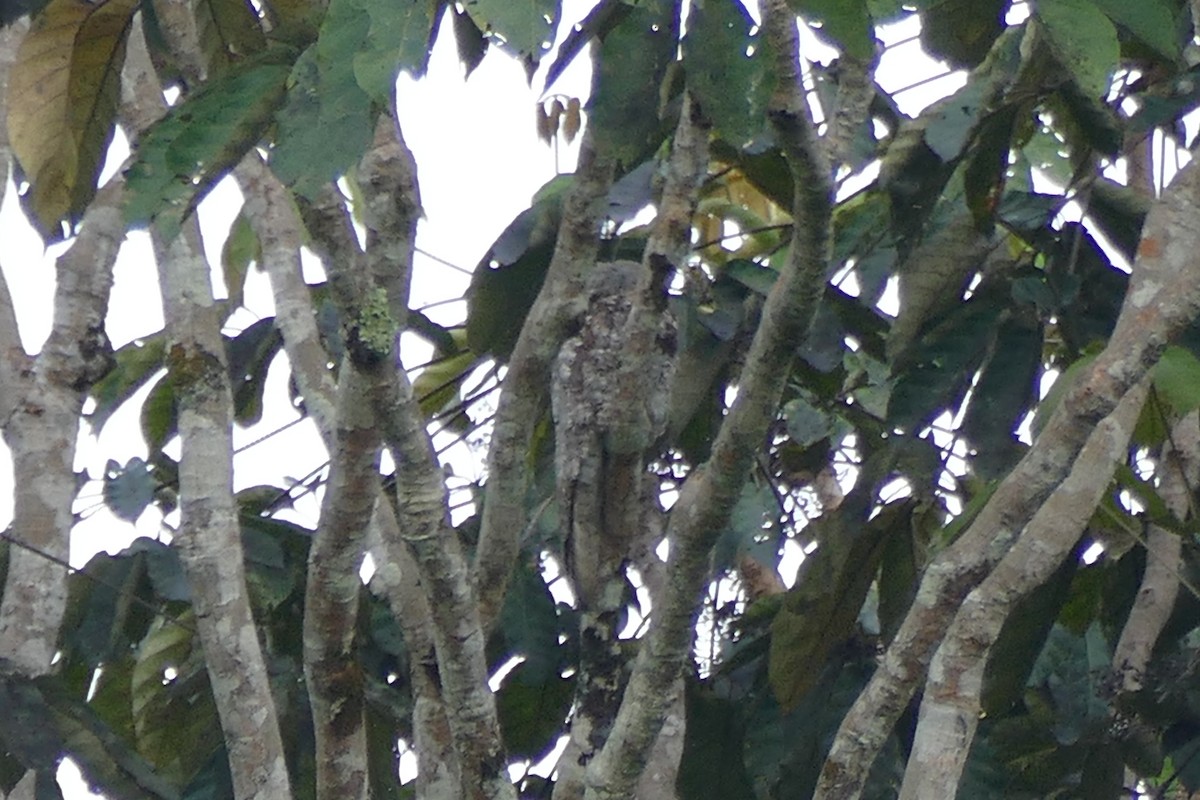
<box><xmin>1112</xmin><ymin>411</ymin><xmax>1198</xmax><ymax>692</ymax></box>
<box><xmin>474</xmin><ymin>124</ymin><xmax>614</xmax><ymax>632</ymax></box>
<box><xmin>155</xmin><ymin>226</ymin><xmax>292</xmax><ymax>798</ymax></box>
<box><xmin>899</xmin><ymin>379</ymin><xmax>1147</xmax><ymax>798</ymax></box>
<box><xmin>585</xmin><ymin>3</ymin><xmax>832</xmax><ymax>795</ymax></box>
<box><xmin>816</xmin><ymin>150</ymin><xmax>1200</xmax><ymax>800</ymax></box>
<box><xmin>303</xmin><ymin>364</ymin><xmax>383</xmax><ymax>800</ymax></box>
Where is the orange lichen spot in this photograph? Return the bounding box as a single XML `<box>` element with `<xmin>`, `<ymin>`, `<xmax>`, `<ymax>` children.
<box><xmin>1137</xmin><ymin>236</ymin><xmax>1162</xmax><ymax>259</ymax></box>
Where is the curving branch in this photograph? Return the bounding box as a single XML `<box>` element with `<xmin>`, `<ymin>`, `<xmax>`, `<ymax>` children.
<box><xmin>899</xmin><ymin>380</ymin><xmax>1148</xmax><ymax>798</ymax></box>
<box><xmin>816</xmin><ymin>150</ymin><xmax>1200</xmax><ymax>800</ymax></box>
<box><xmin>473</xmin><ymin>123</ymin><xmax>614</xmax><ymax>632</ymax></box>
<box><xmin>373</xmin><ymin>363</ymin><xmax>514</xmax><ymax>800</ymax></box>
<box><xmin>584</xmin><ymin>3</ymin><xmax>833</xmax><ymax>796</ymax></box>
<box><xmin>303</xmin><ymin>363</ymin><xmax>383</xmax><ymax>800</ymax></box>
<box><xmin>1112</xmin><ymin>411</ymin><xmax>1198</xmax><ymax>691</ymax></box>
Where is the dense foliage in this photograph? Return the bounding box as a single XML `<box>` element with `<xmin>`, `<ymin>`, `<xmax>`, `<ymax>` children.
<box><xmin>3</xmin><ymin>0</ymin><xmax>1200</xmax><ymax>798</ymax></box>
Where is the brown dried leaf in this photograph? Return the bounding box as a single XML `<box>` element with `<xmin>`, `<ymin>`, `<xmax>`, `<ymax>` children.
<box><xmin>7</xmin><ymin>0</ymin><xmax>139</xmax><ymax>240</ymax></box>
<box><xmin>535</xmin><ymin>102</ymin><xmax>554</xmax><ymax>144</ymax></box>
<box><xmin>562</xmin><ymin>96</ymin><xmax>581</xmax><ymax>143</ymax></box>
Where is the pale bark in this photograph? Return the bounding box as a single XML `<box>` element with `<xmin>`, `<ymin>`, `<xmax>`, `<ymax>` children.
<box><xmin>898</xmin><ymin>380</ymin><xmax>1147</xmax><ymax>798</ymax></box>
<box><xmin>475</xmin><ymin>125</ymin><xmax>613</xmax><ymax>631</ymax></box>
<box><xmin>585</xmin><ymin>3</ymin><xmax>832</xmax><ymax>796</ymax></box>
<box><xmin>155</xmin><ymin>226</ymin><xmax>292</xmax><ymax>799</ymax></box>
<box><xmin>553</xmin><ymin>91</ymin><xmax>708</xmax><ymax>800</ymax></box>
<box><xmin>0</xmin><ymin>179</ymin><xmax>119</xmax><ymax>675</ymax></box>
<box><xmin>0</xmin><ymin>13</ymin><xmax>123</xmax><ymax>676</ymax></box>
<box><xmin>289</xmin><ymin>137</ymin><xmax>512</xmax><ymax>799</ymax></box>
<box><xmin>304</xmin><ymin>365</ymin><xmax>382</xmax><ymax>800</ymax></box>
<box><xmin>241</xmin><ymin>117</ymin><xmax>466</xmax><ymax>798</ymax></box>
<box><xmin>1112</xmin><ymin>412</ymin><xmax>1199</xmax><ymax>692</ymax></box>
<box><xmin>817</xmin><ymin>150</ymin><xmax>1200</xmax><ymax>800</ymax></box>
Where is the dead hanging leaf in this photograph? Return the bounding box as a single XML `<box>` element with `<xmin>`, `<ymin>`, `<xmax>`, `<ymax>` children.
<box><xmin>7</xmin><ymin>0</ymin><xmax>140</xmax><ymax>241</ymax></box>
<box><xmin>535</xmin><ymin>102</ymin><xmax>554</xmax><ymax>144</ymax></box>
<box><xmin>562</xmin><ymin>96</ymin><xmax>581</xmax><ymax>143</ymax></box>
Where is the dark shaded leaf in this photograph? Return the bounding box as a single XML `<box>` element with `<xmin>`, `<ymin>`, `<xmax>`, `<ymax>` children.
<box><xmin>683</xmin><ymin>0</ymin><xmax>772</xmax><ymax>147</ymax></box>
<box><xmin>225</xmin><ymin>318</ymin><xmax>283</xmax><ymax>426</ymax></box>
<box><xmin>785</xmin><ymin>0</ymin><xmax>872</xmax><ymax>59</ymax></box>
<box><xmin>1036</xmin><ymin>0</ymin><xmax>1119</xmax><ymax>99</ymax></box>
<box><xmin>125</xmin><ymin>53</ymin><xmax>293</xmax><ymax>241</ymax></box>
<box><xmin>920</xmin><ymin>0</ymin><xmax>1006</xmax><ymax>68</ymax></box>
<box><xmin>588</xmin><ymin>4</ymin><xmax>677</xmax><ymax>167</ymax></box>
<box><xmin>89</xmin><ymin>336</ymin><xmax>167</xmax><ymax>433</ymax></box>
<box><xmin>461</xmin><ymin>0</ymin><xmax>559</xmax><ymax>60</ymax></box>
<box><xmin>677</xmin><ymin>680</ymin><xmax>756</xmax><ymax>800</ymax></box>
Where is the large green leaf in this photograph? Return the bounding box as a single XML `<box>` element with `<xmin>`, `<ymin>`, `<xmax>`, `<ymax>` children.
<box><xmin>495</xmin><ymin>662</ymin><xmax>573</xmax><ymax>762</ymax></box>
<box><xmin>1090</xmin><ymin>0</ymin><xmax>1180</xmax><ymax>63</ymax></box>
<box><xmin>1035</xmin><ymin>0</ymin><xmax>1120</xmax><ymax>99</ymax></box>
<box><xmin>132</xmin><ymin>616</ymin><xmax>222</xmax><ymax>786</ymax></box>
<box><xmin>785</xmin><ymin>0</ymin><xmax>872</xmax><ymax>59</ymax></box>
<box><xmin>461</xmin><ymin>0</ymin><xmax>560</xmax><ymax>60</ymax></box>
<box><xmin>498</xmin><ymin>559</ymin><xmax>565</xmax><ymax>685</ymax></box>
<box><xmin>225</xmin><ymin>318</ymin><xmax>283</xmax><ymax>426</ymax></box>
<box><xmin>89</xmin><ymin>336</ymin><xmax>167</xmax><ymax>433</ymax></box>
<box><xmin>103</xmin><ymin>457</ymin><xmax>158</xmax><ymax>523</ymax></box>
<box><xmin>124</xmin><ymin>53</ymin><xmax>293</xmax><ymax>241</ymax></box>
<box><xmin>683</xmin><ymin>0</ymin><xmax>772</xmax><ymax>147</ymax></box>
<box><xmin>466</xmin><ymin>176</ymin><xmax>571</xmax><ymax>358</ymax></box>
<box><xmin>960</xmin><ymin>315</ymin><xmax>1042</xmax><ymax>479</ymax></box>
<box><xmin>355</xmin><ymin>0</ymin><xmax>437</xmax><ymax>98</ymax></box>
<box><xmin>919</xmin><ymin>0</ymin><xmax>1006</xmax><ymax>68</ymax></box>
<box><xmin>7</xmin><ymin>0</ymin><xmax>140</xmax><ymax>240</ymax></box>
<box><xmin>271</xmin><ymin>10</ymin><xmax>377</xmax><ymax>198</ymax></box>
<box><xmin>588</xmin><ymin>4</ymin><xmax>677</xmax><ymax>167</ymax></box>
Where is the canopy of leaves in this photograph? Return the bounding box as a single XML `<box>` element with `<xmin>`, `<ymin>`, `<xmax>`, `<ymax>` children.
<box><xmin>6</xmin><ymin>0</ymin><xmax>1200</xmax><ymax>797</ymax></box>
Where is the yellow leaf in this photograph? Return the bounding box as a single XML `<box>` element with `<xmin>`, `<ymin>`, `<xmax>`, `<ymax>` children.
<box><xmin>7</xmin><ymin>0</ymin><xmax>139</xmax><ymax>240</ymax></box>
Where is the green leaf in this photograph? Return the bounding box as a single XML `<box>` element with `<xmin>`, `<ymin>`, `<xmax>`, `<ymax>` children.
<box><xmin>1089</xmin><ymin>0</ymin><xmax>1180</xmax><ymax>62</ymax></box>
<box><xmin>412</xmin><ymin>348</ymin><xmax>479</xmax><ymax>422</ymax></box>
<box><xmin>677</xmin><ymin>681</ymin><xmax>756</xmax><ymax>800</ymax></box>
<box><xmin>919</xmin><ymin>0</ymin><xmax>1006</xmax><ymax>68</ymax></box>
<box><xmin>132</xmin><ymin>615</ymin><xmax>223</xmax><ymax>786</ymax></box>
<box><xmin>125</xmin><ymin>53</ymin><xmax>292</xmax><ymax>241</ymax></box>
<box><xmin>103</xmin><ymin>457</ymin><xmax>158</xmax><ymax>523</ymax></box>
<box><xmin>466</xmin><ymin>179</ymin><xmax>570</xmax><ymax>358</ymax></box>
<box><xmin>588</xmin><ymin>5</ymin><xmax>677</xmax><ymax>167</ymax></box>
<box><xmin>711</xmin><ymin>482</ymin><xmax>780</xmax><ymax>575</ymax></box>
<box><xmin>221</xmin><ymin>212</ymin><xmax>260</xmax><ymax>310</ymax></box>
<box><xmin>271</xmin><ymin>16</ymin><xmax>377</xmax><ymax>198</ymax></box>
<box><xmin>355</xmin><ymin>0</ymin><xmax>437</xmax><ymax>99</ymax></box>
<box><xmin>498</xmin><ymin>559</ymin><xmax>563</xmax><ymax>685</ymax></box>
<box><xmin>461</xmin><ymin>0</ymin><xmax>560</xmax><ymax>59</ymax></box>
<box><xmin>140</xmin><ymin>375</ymin><xmax>178</xmax><ymax>451</ymax></box>
<box><xmin>7</xmin><ymin>0</ymin><xmax>140</xmax><ymax>240</ymax></box>
<box><xmin>89</xmin><ymin>336</ymin><xmax>167</xmax><ymax>433</ymax></box>
<box><xmin>783</xmin><ymin>396</ymin><xmax>831</xmax><ymax>448</ymax></box>
<box><xmin>225</xmin><ymin>318</ymin><xmax>283</xmax><ymax>426</ymax></box>
<box><xmin>1035</xmin><ymin>0</ymin><xmax>1120</xmax><ymax>99</ymax></box>
<box><xmin>684</xmin><ymin>0</ymin><xmax>772</xmax><ymax>147</ymax></box>
<box><xmin>785</xmin><ymin>0</ymin><xmax>872</xmax><ymax>59</ymax></box>
<box><xmin>960</xmin><ymin>317</ymin><xmax>1042</xmax><ymax>479</ymax></box>
<box><xmin>495</xmin><ymin>663</ymin><xmax>572</xmax><ymax>761</ymax></box>
<box><xmin>1153</xmin><ymin>346</ymin><xmax>1200</xmax><ymax>418</ymax></box>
